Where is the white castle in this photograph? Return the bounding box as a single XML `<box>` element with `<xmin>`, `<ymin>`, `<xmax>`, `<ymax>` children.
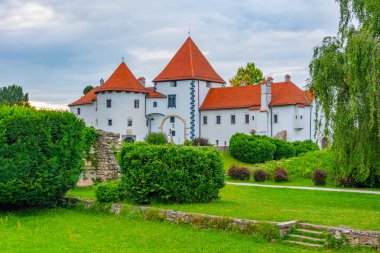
<box><xmin>69</xmin><ymin>37</ymin><xmax>322</xmax><ymax>146</ymax></box>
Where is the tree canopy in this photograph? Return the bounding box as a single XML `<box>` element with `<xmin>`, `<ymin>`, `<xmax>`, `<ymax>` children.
<box><xmin>309</xmin><ymin>0</ymin><xmax>379</xmax><ymax>186</ymax></box>
<box><xmin>0</xmin><ymin>85</ymin><xmax>29</xmax><ymax>106</ymax></box>
<box><xmin>83</xmin><ymin>85</ymin><xmax>94</xmax><ymax>95</ymax></box>
<box><xmin>229</xmin><ymin>62</ymin><xmax>265</xmax><ymax>86</ymax></box>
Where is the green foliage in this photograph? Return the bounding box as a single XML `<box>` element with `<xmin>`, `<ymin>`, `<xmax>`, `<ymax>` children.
<box><xmin>82</xmin><ymin>126</ymin><xmax>98</xmax><ymax>160</ymax></box>
<box><xmin>83</xmin><ymin>85</ymin><xmax>94</xmax><ymax>95</ymax></box>
<box><xmin>95</xmin><ymin>181</ymin><xmax>125</xmax><ymax>203</ymax></box>
<box><xmin>229</xmin><ymin>133</ymin><xmax>276</xmax><ymax>163</ymax></box>
<box><xmin>183</xmin><ymin>139</ymin><xmax>194</xmax><ymax>146</ymax></box>
<box><xmin>144</xmin><ymin>208</ymin><xmax>166</xmax><ymax>222</ymax></box>
<box><xmin>0</xmin><ymin>106</ymin><xmax>85</xmax><ymax>207</ymax></box>
<box><xmin>0</xmin><ymin>85</ymin><xmax>29</xmax><ymax>106</ymax></box>
<box><xmin>227</xmin><ymin>166</ymin><xmax>250</xmax><ymax>180</ymax></box>
<box><xmin>292</xmin><ymin>140</ymin><xmax>319</xmax><ymax>156</ymax></box>
<box><xmin>253</xmin><ymin>223</ymin><xmax>280</xmax><ymax>241</ymax></box>
<box><xmin>257</xmin><ymin>136</ymin><xmax>296</xmax><ymax>160</ymax></box>
<box><xmin>118</xmin><ymin>143</ymin><xmax>224</xmax><ymax>204</ymax></box>
<box><xmin>229</xmin><ymin>62</ymin><xmax>265</xmax><ymax>86</ymax></box>
<box><xmin>144</xmin><ymin>132</ymin><xmax>168</xmax><ymax>145</ymax></box>
<box><xmin>309</xmin><ymin>0</ymin><xmax>380</xmax><ymax>186</ymax></box>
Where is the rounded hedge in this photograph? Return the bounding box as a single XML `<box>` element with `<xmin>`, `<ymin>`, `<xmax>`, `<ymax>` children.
<box><xmin>229</xmin><ymin>133</ymin><xmax>276</xmax><ymax>164</ymax></box>
<box><xmin>0</xmin><ymin>106</ymin><xmax>86</xmax><ymax>207</ymax></box>
<box><xmin>292</xmin><ymin>140</ymin><xmax>319</xmax><ymax>156</ymax></box>
<box><xmin>118</xmin><ymin>143</ymin><xmax>225</xmax><ymax>204</ymax></box>
<box><xmin>96</xmin><ymin>180</ymin><xmax>126</xmax><ymax>203</ymax></box>
<box><xmin>144</xmin><ymin>132</ymin><xmax>168</xmax><ymax>145</ymax></box>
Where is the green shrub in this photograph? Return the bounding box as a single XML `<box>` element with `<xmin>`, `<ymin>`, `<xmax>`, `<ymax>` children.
<box><xmin>229</xmin><ymin>133</ymin><xmax>276</xmax><ymax>164</ymax></box>
<box><xmin>253</xmin><ymin>169</ymin><xmax>269</xmax><ymax>182</ymax></box>
<box><xmin>227</xmin><ymin>166</ymin><xmax>250</xmax><ymax>180</ymax></box>
<box><xmin>183</xmin><ymin>140</ymin><xmax>194</xmax><ymax>146</ymax></box>
<box><xmin>95</xmin><ymin>180</ymin><xmax>125</xmax><ymax>203</ymax></box>
<box><xmin>273</xmin><ymin>168</ymin><xmax>288</xmax><ymax>182</ymax></box>
<box><xmin>82</xmin><ymin>126</ymin><xmax>98</xmax><ymax>160</ymax></box>
<box><xmin>144</xmin><ymin>132</ymin><xmax>168</xmax><ymax>145</ymax></box>
<box><xmin>254</xmin><ymin>135</ymin><xmax>296</xmax><ymax>160</ymax></box>
<box><xmin>311</xmin><ymin>168</ymin><xmax>328</xmax><ymax>186</ymax></box>
<box><xmin>0</xmin><ymin>106</ymin><xmax>86</xmax><ymax>207</ymax></box>
<box><xmin>118</xmin><ymin>143</ymin><xmax>224</xmax><ymax>204</ymax></box>
<box><xmin>292</xmin><ymin>140</ymin><xmax>319</xmax><ymax>156</ymax></box>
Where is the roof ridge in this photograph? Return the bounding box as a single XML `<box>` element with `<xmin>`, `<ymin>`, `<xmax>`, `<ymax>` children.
<box><xmin>189</xmin><ymin>38</ymin><xmax>194</xmax><ymax>78</ymax></box>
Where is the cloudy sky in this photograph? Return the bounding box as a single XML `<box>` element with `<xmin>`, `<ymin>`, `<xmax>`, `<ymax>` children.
<box><xmin>0</xmin><ymin>0</ymin><xmax>340</xmax><ymax>109</ymax></box>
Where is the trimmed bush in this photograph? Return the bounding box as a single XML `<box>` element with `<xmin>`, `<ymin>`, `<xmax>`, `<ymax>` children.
<box><xmin>0</xmin><ymin>106</ymin><xmax>86</xmax><ymax>207</ymax></box>
<box><xmin>270</xmin><ymin>138</ymin><xmax>296</xmax><ymax>160</ymax></box>
<box><xmin>229</xmin><ymin>133</ymin><xmax>276</xmax><ymax>164</ymax></box>
<box><xmin>193</xmin><ymin>137</ymin><xmax>210</xmax><ymax>146</ymax></box>
<box><xmin>118</xmin><ymin>143</ymin><xmax>224</xmax><ymax>204</ymax></box>
<box><xmin>144</xmin><ymin>132</ymin><xmax>168</xmax><ymax>145</ymax></box>
<box><xmin>227</xmin><ymin>166</ymin><xmax>250</xmax><ymax>180</ymax></box>
<box><xmin>311</xmin><ymin>168</ymin><xmax>328</xmax><ymax>186</ymax></box>
<box><xmin>274</xmin><ymin>168</ymin><xmax>288</xmax><ymax>182</ymax></box>
<box><xmin>95</xmin><ymin>180</ymin><xmax>125</xmax><ymax>203</ymax></box>
<box><xmin>292</xmin><ymin>140</ymin><xmax>319</xmax><ymax>156</ymax></box>
<box><xmin>253</xmin><ymin>169</ymin><xmax>269</xmax><ymax>182</ymax></box>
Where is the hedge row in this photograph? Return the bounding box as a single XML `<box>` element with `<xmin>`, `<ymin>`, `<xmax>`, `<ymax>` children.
<box><xmin>0</xmin><ymin>106</ymin><xmax>86</xmax><ymax>207</ymax></box>
<box><xmin>118</xmin><ymin>143</ymin><xmax>225</xmax><ymax>204</ymax></box>
<box><xmin>229</xmin><ymin>133</ymin><xmax>319</xmax><ymax>164</ymax></box>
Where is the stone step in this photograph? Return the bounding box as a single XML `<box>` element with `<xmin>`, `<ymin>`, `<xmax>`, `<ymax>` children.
<box><xmin>289</xmin><ymin>234</ymin><xmax>325</xmax><ymax>243</ymax></box>
<box><xmin>299</xmin><ymin>223</ymin><xmax>329</xmax><ymax>231</ymax></box>
<box><xmin>284</xmin><ymin>240</ymin><xmax>323</xmax><ymax>248</ymax></box>
<box><xmin>295</xmin><ymin>228</ymin><xmax>324</xmax><ymax>235</ymax></box>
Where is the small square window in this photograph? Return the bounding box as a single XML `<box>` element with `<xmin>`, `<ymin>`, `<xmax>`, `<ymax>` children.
<box><xmin>216</xmin><ymin>116</ymin><xmax>221</xmax><ymax>124</ymax></box>
<box><xmin>128</xmin><ymin>119</ymin><xmax>133</xmax><ymax>127</ymax></box>
<box><xmin>106</xmin><ymin>99</ymin><xmax>112</xmax><ymax>108</ymax></box>
<box><xmin>171</xmin><ymin>130</ymin><xmax>176</xmax><ymax>136</ymax></box>
<box><xmin>203</xmin><ymin>116</ymin><xmax>208</xmax><ymax>125</ymax></box>
<box><xmin>231</xmin><ymin>115</ymin><xmax>236</xmax><ymax>124</ymax></box>
<box><xmin>108</xmin><ymin>119</ymin><xmax>112</xmax><ymax>126</ymax></box>
<box><xmin>134</xmin><ymin>100</ymin><xmax>139</xmax><ymax>108</ymax></box>
<box><xmin>170</xmin><ymin>117</ymin><xmax>175</xmax><ymax>123</ymax></box>
<box><xmin>153</xmin><ymin>102</ymin><xmax>157</xmax><ymax>107</ymax></box>
<box><xmin>77</xmin><ymin>108</ymin><xmax>81</xmax><ymax>115</ymax></box>
<box><xmin>274</xmin><ymin>114</ymin><xmax>278</xmax><ymax>123</ymax></box>
<box><xmin>170</xmin><ymin>81</ymin><xmax>177</xmax><ymax>87</ymax></box>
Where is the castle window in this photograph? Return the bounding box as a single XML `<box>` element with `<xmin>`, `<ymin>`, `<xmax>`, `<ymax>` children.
<box><xmin>170</xmin><ymin>81</ymin><xmax>177</xmax><ymax>87</ymax></box>
<box><xmin>252</xmin><ymin>116</ymin><xmax>255</xmax><ymax>120</ymax></box>
<box><xmin>153</xmin><ymin>101</ymin><xmax>157</xmax><ymax>107</ymax></box>
<box><xmin>146</xmin><ymin>119</ymin><xmax>149</xmax><ymax>127</ymax></box>
<box><xmin>216</xmin><ymin>140</ymin><xmax>219</xmax><ymax>146</ymax></box>
<box><xmin>274</xmin><ymin>114</ymin><xmax>278</xmax><ymax>124</ymax></box>
<box><xmin>231</xmin><ymin>115</ymin><xmax>236</xmax><ymax>124</ymax></box>
<box><xmin>128</xmin><ymin>119</ymin><xmax>133</xmax><ymax>127</ymax></box>
<box><xmin>106</xmin><ymin>99</ymin><xmax>112</xmax><ymax>108</ymax></box>
<box><xmin>216</xmin><ymin>116</ymin><xmax>221</xmax><ymax>124</ymax></box>
<box><xmin>77</xmin><ymin>108</ymin><xmax>81</xmax><ymax>115</ymax></box>
<box><xmin>171</xmin><ymin>130</ymin><xmax>176</xmax><ymax>136</ymax></box>
<box><xmin>203</xmin><ymin>116</ymin><xmax>208</xmax><ymax>125</ymax></box>
<box><xmin>300</xmin><ymin>115</ymin><xmax>303</xmax><ymax>119</ymax></box>
<box><xmin>245</xmin><ymin>114</ymin><xmax>249</xmax><ymax>124</ymax></box>
<box><xmin>170</xmin><ymin>117</ymin><xmax>175</xmax><ymax>123</ymax></box>
<box><xmin>168</xmin><ymin>95</ymin><xmax>176</xmax><ymax>108</ymax></box>
<box><xmin>108</xmin><ymin>119</ymin><xmax>112</xmax><ymax>126</ymax></box>
<box><xmin>134</xmin><ymin>99</ymin><xmax>139</xmax><ymax>108</ymax></box>
<box><xmin>206</xmin><ymin>82</ymin><xmax>211</xmax><ymax>88</ymax></box>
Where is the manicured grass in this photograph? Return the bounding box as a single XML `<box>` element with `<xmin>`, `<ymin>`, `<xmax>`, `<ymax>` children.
<box><xmin>67</xmin><ymin>185</ymin><xmax>380</xmax><ymax>230</ymax></box>
<box><xmin>0</xmin><ymin>208</ymin><xmax>335</xmax><ymax>253</ymax></box>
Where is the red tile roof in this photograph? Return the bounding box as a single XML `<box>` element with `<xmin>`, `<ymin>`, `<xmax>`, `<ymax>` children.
<box><xmin>153</xmin><ymin>37</ymin><xmax>225</xmax><ymax>84</ymax></box>
<box><xmin>96</xmin><ymin>62</ymin><xmax>148</xmax><ymax>93</ymax></box>
<box><xmin>69</xmin><ymin>86</ymin><xmax>100</xmax><ymax>106</ymax></box>
<box><xmin>305</xmin><ymin>90</ymin><xmax>315</xmax><ymax>102</ymax></box>
<box><xmin>200</xmin><ymin>82</ymin><xmax>310</xmax><ymax>110</ymax></box>
<box><xmin>146</xmin><ymin>87</ymin><xmax>166</xmax><ymax>98</ymax></box>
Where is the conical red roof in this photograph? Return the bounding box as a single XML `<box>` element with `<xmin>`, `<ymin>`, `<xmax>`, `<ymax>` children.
<box><xmin>97</xmin><ymin>62</ymin><xmax>147</xmax><ymax>93</ymax></box>
<box><xmin>153</xmin><ymin>37</ymin><xmax>225</xmax><ymax>83</ymax></box>
<box><xmin>69</xmin><ymin>86</ymin><xmax>100</xmax><ymax>106</ymax></box>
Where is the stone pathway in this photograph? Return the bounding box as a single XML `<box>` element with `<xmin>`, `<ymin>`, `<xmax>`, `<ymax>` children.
<box><xmin>226</xmin><ymin>182</ymin><xmax>380</xmax><ymax>195</ymax></box>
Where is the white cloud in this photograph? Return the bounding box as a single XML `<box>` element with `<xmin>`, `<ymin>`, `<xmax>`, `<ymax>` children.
<box><xmin>128</xmin><ymin>49</ymin><xmax>176</xmax><ymax>61</ymax></box>
<box><xmin>30</xmin><ymin>100</ymin><xmax>69</xmax><ymax>111</ymax></box>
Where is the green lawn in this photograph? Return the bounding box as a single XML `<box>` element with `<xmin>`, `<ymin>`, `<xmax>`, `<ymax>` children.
<box><xmin>0</xmin><ymin>208</ymin><xmax>345</xmax><ymax>253</ymax></box>
<box><xmin>68</xmin><ymin>184</ymin><xmax>380</xmax><ymax>231</ymax></box>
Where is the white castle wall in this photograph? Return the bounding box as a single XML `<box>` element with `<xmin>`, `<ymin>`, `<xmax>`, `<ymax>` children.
<box><xmin>69</xmin><ymin>104</ymin><xmax>97</xmax><ymax>127</ymax></box>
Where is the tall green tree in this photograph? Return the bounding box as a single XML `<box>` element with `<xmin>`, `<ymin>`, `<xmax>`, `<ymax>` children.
<box><xmin>83</xmin><ymin>85</ymin><xmax>94</xmax><ymax>95</ymax></box>
<box><xmin>229</xmin><ymin>62</ymin><xmax>265</xmax><ymax>86</ymax></box>
<box><xmin>0</xmin><ymin>85</ymin><xmax>29</xmax><ymax>106</ymax></box>
<box><xmin>309</xmin><ymin>0</ymin><xmax>380</xmax><ymax>186</ymax></box>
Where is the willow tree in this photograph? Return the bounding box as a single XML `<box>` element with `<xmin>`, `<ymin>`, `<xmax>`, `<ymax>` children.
<box><xmin>309</xmin><ymin>0</ymin><xmax>380</xmax><ymax>186</ymax></box>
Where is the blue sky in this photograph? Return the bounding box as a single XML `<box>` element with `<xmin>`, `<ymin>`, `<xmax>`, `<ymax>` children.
<box><xmin>0</xmin><ymin>0</ymin><xmax>340</xmax><ymax>108</ymax></box>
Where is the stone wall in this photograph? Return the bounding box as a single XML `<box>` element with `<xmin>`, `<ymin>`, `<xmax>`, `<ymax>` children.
<box><xmin>94</xmin><ymin>130</ymin><xmax>121</xmax><ymax>182</ymax></box>
<box><xmin>328</xmin><ymin>226</ymin><xmax>380</xmax><ymax>248</ymax></box>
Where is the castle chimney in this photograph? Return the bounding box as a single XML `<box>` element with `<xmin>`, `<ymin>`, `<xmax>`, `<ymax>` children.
<box><xmin>138</xmin><ymin>77</ymin><xmax>146</xmax><ymax>87</ymax></box>
<box><xmin>285</xmin><ymin>74</ymin><xmax>291</xmax><ymax>82</ymax></box>
<box><xmin>100</xmin><ymin>78</ymin><xmax>104</xmax><ymax>85</ymax></box>
<box><xmin>260</xmin><ymin>77</ymin><xmax>272</xmax><ymax>111</ymax></box>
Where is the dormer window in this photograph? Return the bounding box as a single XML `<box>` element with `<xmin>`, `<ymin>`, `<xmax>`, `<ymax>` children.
<box><xmin>170</xmin><ymin>81</ymin><xmax>177</xmax><ymax>87</ymax></box>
